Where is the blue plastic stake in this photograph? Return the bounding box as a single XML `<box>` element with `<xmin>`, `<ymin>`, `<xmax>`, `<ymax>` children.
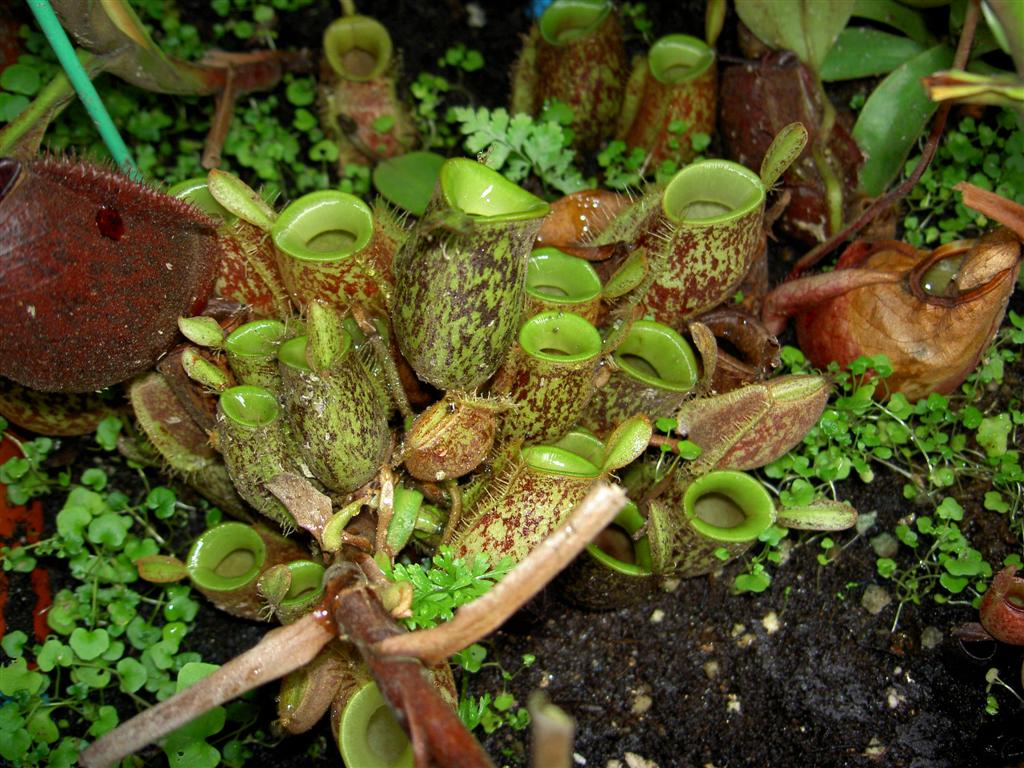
<box><xmin>26</xmin><ymin>0</ymin><xmax>142</xmax><ymax>180</ymax></box>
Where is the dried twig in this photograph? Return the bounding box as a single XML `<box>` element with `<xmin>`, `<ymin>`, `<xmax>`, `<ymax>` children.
<box><xmin>376</xmin><ymin>464</ymin><xmax>396</xmax><ymax>555</ymax></box>
<box><xmin>529</xmin><ymin>691</ymin><xmax>575</xmax><ymax>768</ymax></box>
<box><xmin>78</xmin><ymin>614</ymin><xmax>335</xmax><ymax>768</ymax></box>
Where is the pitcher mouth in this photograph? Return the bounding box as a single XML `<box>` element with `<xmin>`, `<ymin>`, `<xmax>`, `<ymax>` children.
<box><xmin>539</xmin><ymin>0</ymin><xmax>612</xmax><ymax>45</ymax></box>
<box><xmin>322</xmin><ymin>15</ymin><xmax>393</xmax><ymax>80</ymax></box>
<box><xmin>662</xmin><ymin>160</ymin><xmax>765</xmax><ymax>225</ymax></box>
<box><xmin>226</xmin><ymin>319</ymin><xmax>287</xmax><ymax>358</ymax></box>
<box><xmin>648</xmin><ymin>34</ymin><xmax>715</xmax><ymax>85</ymax></box>
<box><xmin>613</xmin><ymin>320</ymin><xmax>698</xmax><ymax>391</ymax></box>
<box><xmin>683</xmin><ymin>471</ymin><xmax>775</xmax><ymax>542</ymax></box>
<box><xmin>271</xmin><ymin>191</ymin><xmax>374</xmax><ymax>262</ymax></box>
<box><xmin>519</xmin><ymin>311</ymin><xmax>602</xmax><ymax>364</ymax></box>
<box><xmin>187</xmin><ymin>523</ymin><xmax>266</xmax><ymax>591</ymax></box>
<box><xmin>527</xmin><ymin>248</ymin><xmax>602</xmax><ymax>303</ymax></box>
<box><xmin>220</xmin><ymin>385</ymin><xmax>280</xmax><ymax>428</ymax></box>
<box><xmin>586</xmin><ymin>503</ymin><xmax>653</xmax><ymax>575</ymax></box>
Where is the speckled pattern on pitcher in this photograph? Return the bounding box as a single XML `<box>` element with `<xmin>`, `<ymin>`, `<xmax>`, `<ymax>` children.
<box><xmin>449</xmin><ymin>457</ymin><xmax>596</xmax><ymax>565</ymax></box>
<box><xmin>392</xmin><ymin>217</ymin><xmax>541</xmax><ymax>391</ymax></box>
<box><xmin>641</xmin><ymin>203</ymin><xmax>764</xmax><ymax>327</ymax></box>
<box><xmin>278</xmin><ymin>358</ymin><xmax>390</xmax><ymax>494</ymax></box>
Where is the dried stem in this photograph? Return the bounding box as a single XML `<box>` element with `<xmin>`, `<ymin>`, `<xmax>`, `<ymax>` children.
<box><xmin>202</xmin><ymin>65</ymin><xmax>237</xmax><ymax>169</ymax></box>
<box><xmin>376</xmin><ymin>483</ymin><xmax>627</xmax><ymax>664</ymax></box>
<box><xmin>78</xmin><ymin>614</ymin><xmax>335</xmax><ymax>768</ymax></box>
<box><xmin>529</xmin><ymin>691</ymin><xmax>576</xmax><ymax>768</ymax></box>
<box><xmin>789</xmin><ymin>0</ymin><xmax>982</xmax><ymax>278</ymax></box>
<box><xmin>376</xmin><ymin>464</ymin><xmax>395</xmax><ymax>555</ymax></box>
<box><xmin>956</xmin><ymin>181</ymin><xmax>1024</xmax><ymax>241</ymax></box>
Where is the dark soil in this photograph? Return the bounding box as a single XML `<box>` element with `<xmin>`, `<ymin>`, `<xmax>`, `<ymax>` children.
<box><xmin>3</xmin><ymin>2</ymin><xmax>1023</xmax><ymax>768</ymax></box>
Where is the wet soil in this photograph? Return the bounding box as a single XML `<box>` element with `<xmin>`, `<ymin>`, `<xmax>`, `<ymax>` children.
<box><xmin>3</xmin><ymin>1</ymin><xmax>1023</xmax><ymax>767</ymax></box>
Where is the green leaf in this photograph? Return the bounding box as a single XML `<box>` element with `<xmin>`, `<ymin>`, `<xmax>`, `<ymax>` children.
<box><xmin>146</xmin><ymin>486</ymin><xmax>178</xmax><ymax>519</ymax></box>
<box><xmin>453</xmin><ymin>643</ymin><xmax>487</xmax><ymax>673</ymax></box>
<box><xmin>63</xmin><ymin>486</ymin><xmax>108</xmax><ymax>516</ymax></box>
<box><xmin>978</xmin><ymin>413</ymin><xmax>1011</xmax><ymax>457</ymax></box>
<box><xmin>87</xmin><ymin>512</ymin><xmax>132</xmax><ymax>548</ymax></box>
<box><xmin>493</xmin><ymin>692</ymin><xmax>516</xmax><ymax>712</ymax></box>
<box><xmin>87</xmin><ymin>704</ymin><xmax>119</xmax><ymax>737</ymax></box>
<box><xmin>101</xmin><ymin>639</ymin><xmax>125</xmax><ymax>661</ymax></box>
<box><xmin>146</xmin><ymin>641</ymin><xmax>175</xmax><ymax>670</ymax></box>
<box><xmin>821</xmin><ymin>27</ymin><xmax>924</xmax><ymax>81</ymax></box>
<box><xmin>163</xmin><ymin>585</ymin><xmax>200</xmax><ymax>622</ymax></box>
<box><xmin>944</xmin><ymin>549</ymin><xmax>989</xmax><ymax>577</ymax></box>
<box><xmin>126</xmin><ymin>616</ymin><xmax>161</xmax><ymax>649</ymax></box>
<box><xmin>936</xmin><ymin>497</ymin><xmax>964</xmax><ymax>521</ymax></box>
<box><xmin>117</xmin><ymin>657</ymin><xmax>148</xmax><ymax>693</ymax></box>
<box><xmin>49</xmin><ymin>737</ymin><xmax>82</xmax><ymax>768</ymax></box>
<box><xmin>0</xmin><ymin>456</ymin><xmax>29</xmax><ymax>481</ymax></box>
<box><xmin>462</xmin><ymin>49</ymin><xmax>484</xmax><ymax>71</ymax></box>
<box><xmin>47</xmin><ymin>590</ymin><xmax>80</xmax><ymax>635</ymax></box>
<box><xmin>854</xmin><ymin>44</ymin><xmax>955</xmax><ymax>197</ymax></box>
<box><xmin>372</xmin><ymin>114</ymin><xmax>396</xmax><ymax>133</ymax></box>
<box><xmin>984</xmin><ymin>491</ymin><xmax>1010</xmax><ymax>513</ymax></box>
<box><xmin>56</xmin><ymin>504</ymin><xmax>92</xmax><ymax>543</ymax></box>
<box><xmin>0</xmin><ymin>700</ymin><xmax>25</xmax><ymax>731</ymax></box>
<box><xmin>36</xmin><ymin>639</ymin><xmax>74</xmax><ymax>671</ymax></box>
<box><xmin>165</xmin><ymin>739</ymin><xmax>221</xmax><ymax>768</ymax></box>
<box><xmin>27</xmin><ymin>708</ymin><xmax>59</xmax><ymax>744</ymax></box>
<box><xmin>372</xmin><ymin>151</ymin><xmax>446</xmax><ymax>216</ymax></box>
<box><xmin>162</xmin><ymin>663</ymin><xmax>226</xmax><ymax>761</ymax></box>
<box><xmin>0</xmin><ymin>630</ymin><xmax>26</xmax><ymax>658</ymax></box>
<box><xmin>70</xmin><ymin>627</ymin><xmax>111</xmax><ymax>661</ymax></box>
<box><xmin>0</xmin><ymin>658</ymin><xmax>46</xmax><ymax>696</ymax></box>
<box><xmin>851</xmin><ymin>0</ymin><xmax>934</xmax><ymax>46</ymax></box>
<box><xmin>735</xmin><ymin>0</ymin><xmax>855</xmax><ymax>71</ymax></box>
<box><xmin>0</xmin><ymin>727</ymin><xmax>30</xmax><ymax>762</ymax></box>
<box><xmin>0</xmin><ymin>63</ymin><xmax>42</xmax><ymax>96</ymax></box>
<box><xmin>655</xmin><ymin>416</ymin><xmax>676</xmax><ymax>433</ymax></box>
<box><xmin>252</xmin><ymin>4</ymin><xmax>274</xmax><ymax>23</ymax></box>
<box><xmin>733</xmin><ymin>569</ymin><xmax>771</xmax><ymax>593</ymax></box>
<box><xmin>307</xmin><ymin>139</ymin><xmax>338</xmax><ymax>162</ymax></box>
<box><xmin>0</xmin><ymin>92</ymin><xmax>28</xmax><ymax>122</ymax></box>
<box><xmin>939</xmin><ymin>572</ymin><xmax>969</xmax><ymax>593</ymax></box>
<box><xmin>292</xmin><ymin>107</ymin><xmax>317</xmax><ymax>132</ymax></box>
<box><xmin>95</xmin><ymin>416</ymin><xmax>123</xmax><ymax>450</ymax></box>
<box><xmin>81</xmin><ymin>467</ymin><xmax>108</xmax><ymax>491</ymax></box>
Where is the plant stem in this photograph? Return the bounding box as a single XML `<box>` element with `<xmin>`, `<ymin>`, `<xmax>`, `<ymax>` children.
<box><xmin>78</xmin><ymin>613</ymin><xmax>335</xmax><ymax>768</ymax></box>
